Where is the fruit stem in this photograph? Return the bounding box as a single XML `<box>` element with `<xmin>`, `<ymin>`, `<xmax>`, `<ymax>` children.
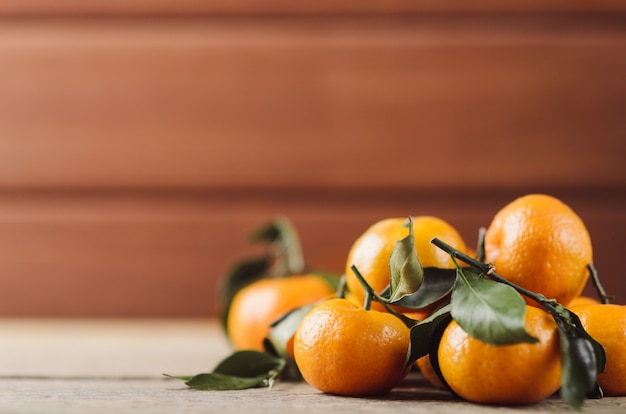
<box><xmin>431</xmin><ymin>237</ymin><xmax>588</xmax><ymax>339</ymax></box>
<box><xmin>335</xmin><ymin>275</ymin><xmax>348</xmax><ymax>299</ymax></box>
<box><xmin>475</xmin><ymin>227</ymin><xmax>487</xmax><ymax>262</ymax></box>
<box><xmin>257</xmin><ymin>216</ymin><xmax>305</xmax><ymax>277</ymax></box>
<box><xmin>350</xmin><ymin>265</ymin><xmax>376</xmax><ymax>311</ymax></box>
<box><xmin>587</xmin><ymin>263</ymin><xmax>613</xmax><ymax>304</ymax></box>
<box><xmin>363</xmin><ymin>291</ymin><xmax>373</xmax><ymax>311</ymax></box>
<box><xmin>349</xmin><ymin>264</ymin><xmax>418</xmax><ymax>327</ymax></box>
<box><xmin>430</xmin><ymin>238</ymin><xmax>557</xmax><ymax>309</ymax></box>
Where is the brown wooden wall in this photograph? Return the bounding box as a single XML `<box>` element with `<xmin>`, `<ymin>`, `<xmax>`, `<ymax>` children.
<box><xmin>1</xmin><ymin>1</ymin><xmax>625</xmax><ymax>317</ymax></box>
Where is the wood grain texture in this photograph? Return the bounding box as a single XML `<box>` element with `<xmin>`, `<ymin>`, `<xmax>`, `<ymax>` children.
<box><xmin>1</xmin><ymin>17</ymin><xmax>625</xmax><ymax>191</ymax></box>
<box><xmin>1</xmin><ymin>188</ymin><xmax>624</xmax><ymax>317</ymax></box>
<box><xmin>2</xmin><ymin>0</ymin><xmax>626</xmax><ymax>16</ymax></box>
<box><xmin>0</xmin><ymin>10</ymin><xmax>624</xmax><ymax>316</ymax></box>
<box><xmin>2</xmin><ymin>319</ymin><xmax>625</xmax><ymax>413</ymax></box>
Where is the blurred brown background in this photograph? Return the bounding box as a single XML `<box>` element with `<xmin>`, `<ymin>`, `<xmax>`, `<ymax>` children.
<box><xmin>1</xmin><ymin>0</ymin><xmax>625</xmax><ymax>317</ymax></box>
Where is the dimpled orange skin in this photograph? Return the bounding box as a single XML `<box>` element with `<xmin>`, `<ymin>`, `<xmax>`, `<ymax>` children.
<box><xmin>226</xmin><ymin>275</ymin><xmax>335</xmax><ymax>351</ymax></box>
<box><xmin>345</xmin><ymin>216</ymin><xmax>468</xmax><ymax>311</ymax></box>
<box><xmin>294</xmin><ymin>298</ymin><xmax>410</xmax><ymax>396</ymax></box>
<box><xmin>484</xmin><ymin>194</ymin><xmax>593</xmax><ymax>307</ymax></box>
<box><xmin>571</xmin><ymin>304</ymin><xmax>626</xmax><ymax>396</ymax></box>
<box><xmin>438</xmin><ymin>306</ymin><xmax>561</xmax><ymax>405</ymax></box>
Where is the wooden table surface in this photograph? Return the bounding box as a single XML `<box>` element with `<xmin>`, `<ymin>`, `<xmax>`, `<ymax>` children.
<box><xmin>1</xmin><ymin>318</ymin><xmax>624</xmax><ymax>413</ymax></box>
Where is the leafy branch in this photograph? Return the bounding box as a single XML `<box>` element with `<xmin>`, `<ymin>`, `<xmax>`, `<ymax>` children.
<box><xmin>430</xmin><ymin>237</ymin><xmax>606</xmax><ymax>409</ymax></box>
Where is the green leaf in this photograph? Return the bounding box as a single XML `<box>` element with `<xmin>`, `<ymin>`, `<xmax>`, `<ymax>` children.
<box><xmin>406</xmin><ymin>304</ymin><xmax>452</xmax><ymax>367</ymax></box>
<box><xmin>559</xmin><ymin>334</ymin><xmax>601</xmax><ymax>408</ymax></box>
<box><xmin>167</xmin><ymin>350</ymin><xmax>287</xmax><ymax>391</ymax></box>
<box><xmin>265</xmin><ymin>306</ymin><xmax>312</xmax><ymax>360</ymax></box>
<box><xmin>163</xmin><ymin>374</ymin><xmax>194</xmax><ymax>381</ymax></box>
<box><xmin>553</xmin><ymin>306</ymin><xmax>606</xmax><ymax>408</ymax></box>
<box><xmin>218</xmin><ymin>255</ymin><xmax>273</xmax><ymax>333</ymax></box>
<box><xmin>252</xmin><ymin>216</ymin><xmax>304</xmax><ymax>276</ymax></box>
<box><xmin>213</xmin><ymin>350</ymin><xmax>286</xmax><ymax>378</ymax></box>
<box><xmin>184</xmin><ymin>372</ymin><xmax>272</xmax><ymax>390</ymax></box>
<box><xmin>388</xmin><ymin>217</ymin><xmax>424</xmax><ymax>302</ymax></box>
<box><xmin>451</xmin><ymin>268</ymin><xmax>538</xmax><ymax>345</ymax></box>
<box><xmin>387</xmin><ymin>267</ymin><xmax>455</xmax><ymax>309</ymax></box>
<box><xmin>264</xmin><ymin>305</ymin><xmax>315</xmax><ymax>380</ymax></box>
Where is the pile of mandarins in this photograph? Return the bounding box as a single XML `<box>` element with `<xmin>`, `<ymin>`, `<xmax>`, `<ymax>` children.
<box><xmin>217</xmin><ymin>194</ymin><xmax>624</xmax><ymax>407</ymax></box>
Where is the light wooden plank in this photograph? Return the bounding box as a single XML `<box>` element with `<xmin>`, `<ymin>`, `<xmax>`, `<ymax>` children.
<box><xmin>0</xmin><ymin>319</ymin><xmax>625</xmax><ymax>413</ymax></box>
<box><xmin>0</xmin><ymin>318</ymin><xmax>227</xmax><ymax>377</ymax></box>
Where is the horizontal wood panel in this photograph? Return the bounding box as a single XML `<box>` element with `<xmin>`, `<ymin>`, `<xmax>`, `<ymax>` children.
<box><xmin>0</xmin><ymin>188</ymin><xmax>624</xmax><ymax>317</ymax></box>
<box><xmin>1</xmin><ymin>12</ymin><xmax>625</xmax><ymax>317</ymax></box>
<box><xmin>1</xmin><ymin>17</ymin><xmax>625</xmax><ymax>191</ymax></box>
<box><xmin>2</xmin><ymin>0</ymin><xmax>626</xmax><ymax>16</ymax></box>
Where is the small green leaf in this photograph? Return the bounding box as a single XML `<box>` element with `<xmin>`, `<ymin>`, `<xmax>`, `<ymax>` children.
<box><xmin>167</xmin><ymin>350</ymin><xmax>287</xmax><ymax>391</ymax></box>
<box><xmin>451</xmin><ymin>268</ymin><xmax>537</xmax><ymax>345</ymax></box>
<box><xmin>213</xmin><ymin>350</ymin><xmax>286</xmax><ymax>378</ymax></box>
<box><xmin>388</xmin><ymin>217</ymin><xmax>424</xmax><ymax>302</ymax></box>
<box><xmin>163</xmin><ymin>374</ymin><xmax>194</xmax><ymax>381</ymax></box>
<box><xmin>405</xmin><ymin>304</ymin><xmax>456</xmax><ymax>393</ymax></box>
<box><xmin>553</xmin><ymin>306</ymin><xmax>606</xmax><ymax>408</ymax></box>
<box><xmin>406</xmin><ymin>304</ymin><xmax>452</xmax><ymax>367</ymax></box>
<box><xmin>219</xmin><ymin>255</ymin><xmax>273</xmax><ymax>333</ymax></box>
<box><xmin>387</xmin><ymin>267</ymin><xmax>455</xmax><ymax>309</ymax></box>
<box><xmin>559</xmin><ymin>333</ymin><xmax>601</xmax><ymax>408</ymax></box>
<box><xmin>184</xmin><ymin>372</ymin><xmax>272</xmax><ymax>390</ymax></box>
<box><xmin>264</xmin><ymin>305</ymin><xmax>315</xmax><ymax>380</ymax></box>
<box><xmin>252</xmin><ymin>216</ymin><xmax>304</xmax><ymax>276</ymax></box>
<box><xmin>266</xmin><ymin>306</ymin><xmax>313</xmax><ymax>359</ymax></box>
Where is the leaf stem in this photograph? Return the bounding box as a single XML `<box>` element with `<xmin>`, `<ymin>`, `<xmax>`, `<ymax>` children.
<box><xmin>430</xmin><ymin>238</ymin><xmax>556</xmax><ymax>310</ymax></box>
<box><xmin>364</xmin><ymin>289</ymin><xmax>373</xmax><ymax>311</ymax></box>
<box><xmin>430</xmin><ymin>238</ymin><xmax>600</xmax><ymax>339</ymax></box>
<box><xmin>475</xmin><ymin>227</ymin><xmax>487</xmax><ymax>262</ymax></box>
<box><xmin>275</xmin><ymin>216</ymin><xmax>305</xmax><ymax>276</ymax></box>
<box><xmin>255</xmin><ymin>216</ymin><xmax>305</xmax><ymax>277</ymax></box>
<box><xmin>350</xmin><ymin>265</ymin><xmax>379</xmax><ymax>312</ymax></box>
<box><xmin>335</xmin><ymin>275</ymin><xmax>348</xmax><ymax>299</ymax></box>
<box><xmin>587</xmin><ymin>263</ymin><xmax>613</xmax><ymax>304</ymax></box>
<box><xmin>349</xmin><ymin>264</ymin><xmax>418</xmax><ymax>327</ymax></box>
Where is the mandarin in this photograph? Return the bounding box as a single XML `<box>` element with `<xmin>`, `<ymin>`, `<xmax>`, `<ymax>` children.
<box><xmin>345</xmin><ymin>216</ymin><xmax>467</xmax><ymax>311</ymax></box>
<box><xmin>484</xmin><ymin>194</ymin><xmax>592</xmax><ymax>307</ymax></box>
<box><xmin>226</xmin><ymin>274</ymin><xmax>335</xmax><ymax>351</ymax></box>
<box><xmin>571</xmin><ymin>303</ymin><xmax>626</xmax><ymax>396</ymax></box>
<box><xmin>294</xmin><ymin>298</ymin><xmax>410</xmax><ymax>396</ymax></box>
<box><xmin>438</xmin><ymin>305</ymin><xmax>561</xmax><ymax>405</ymax></box>
<box><xmin>567</xmin><ymin>296</ymin><xmax>600</xmax><ymax>307</ymax></box>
